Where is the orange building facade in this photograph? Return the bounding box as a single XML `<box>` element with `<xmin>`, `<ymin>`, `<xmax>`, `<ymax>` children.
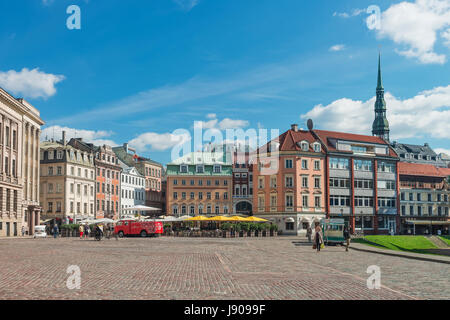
<box><xmin>253</xmin><ymin>124</ymin><xmax>326</xmax><ymax>235</ymax></box>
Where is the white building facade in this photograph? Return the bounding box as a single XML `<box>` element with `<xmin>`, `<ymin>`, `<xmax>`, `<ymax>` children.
<box><xmin>119</xmin><ymin>161</ymin><xmax>145</xmax><ymax>217</ymax></box>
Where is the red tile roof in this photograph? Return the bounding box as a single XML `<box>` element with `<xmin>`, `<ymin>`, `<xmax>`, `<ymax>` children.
<box><xmin>313</xmin><ymin>129</ymin><xmax>398</xmax><ymax>157</ymax></box>
<box><xmin>399</xmin><ymin>162</ymin><xmax>445</xmax><ymax>177</ymax></box>
<box><xmin>257</xmin><ymin>129</ymin><xmax>322</xmax><ymax>154</ymax></box>
<box><xmin>437</xmin><ymin>167</ymin><xmax>450</xmax><ymax>176</ymax></box>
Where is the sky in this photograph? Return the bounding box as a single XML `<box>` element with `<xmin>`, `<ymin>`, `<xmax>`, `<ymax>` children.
<box><xmin>1</xmin><ymin>0</ymin><xmax>449</xmax><ymax>165</ymax></box>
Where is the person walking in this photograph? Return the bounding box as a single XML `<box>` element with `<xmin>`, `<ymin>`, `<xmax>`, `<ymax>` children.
<box><xmin>53</xmin><ymin>224</ymin><xmax>59</xmax><ymax>239</ymax></box>
<box><xmin>84</xmin><ymin>224</ymin><xmax>90</xmax><ymax>239</ymax></box>
<box><xmin>306</xmin><ymin>226</ymin><xmax>312</xmax><ymax>243</ymax></box>
<box><xmin>21</xmin><ymin>225</ymin><xmax>26</xmax><ymax>237</ymax></box>
<box><xmin>313</xmin><ymin>224</ymin><xmax>323</xmax><ymax>252</ymax></box>
<box><xmin>343</xmin><ymin>225</ymin><xmax>350</xmax><ymax>252</ymax></box>
<box><xmin>79</xmin><ymin>224</ymin><xmax>84</xmax><ymax>239</ymax></box>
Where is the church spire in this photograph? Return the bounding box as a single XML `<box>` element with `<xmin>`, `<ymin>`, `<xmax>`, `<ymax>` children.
<box><xmin>372</xmin><ymin>53</ymin><xmax>390</xmax><ymax>141</ymax></box>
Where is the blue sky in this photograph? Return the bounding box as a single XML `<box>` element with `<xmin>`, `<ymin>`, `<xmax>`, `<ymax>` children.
<box><xmin>1</xmin><ymin>0</ymin><xmax>449</xmax><ymax>165</ymax></box>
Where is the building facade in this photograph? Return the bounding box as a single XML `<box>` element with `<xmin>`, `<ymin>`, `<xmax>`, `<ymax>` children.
<box><xmin>166</xmin><ymin>151</ymin><xmax>233</xmax><ymax>217</ymax></box>
<box><xmin>312</xmin><ymin>129</ymin><xmax>400</xmax><ymax>235</ymax></box>
<box><xmin>391</xmin><ymin>142</ymin><xmax>448</xmax><ymax>168</ymax></box>
<box><xmin>232</xmin><ymin>151</ymin><xmax>254</xmax><ymax>215</ymax></box>
<box><xmin>94</xmin><ymin>145</ymin><xmax>121</xmax><ymax>220</ymax></box>
<box><xmin>0</xmin><ymin>88</ymin><xmax>44</xmax><ymax>237</ymax></box>
<box><xmin>118</xmin><ymin>160</ymin><xmax>146</xmax><ymax>217</ymax></box>
<box><xmin>253</xmin><ymin>125</ymin><xmax>327</xmax><ymax>235</ymax></box>
<box><xmin>113</xmin><ymin>143</ymin><xmax>163</xmax><ymax>213</ymax></box>
<box><xmin>399</xmin><ymin>162</ymin><xmax>450</xmax><ymax>235</ymax></box>
<box><xmin>40</xmin><ymin>134</ymin><xmax>96</xmax><ymax>224</ymax></box>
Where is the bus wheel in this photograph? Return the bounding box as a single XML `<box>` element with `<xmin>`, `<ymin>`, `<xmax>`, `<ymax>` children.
<box><xmin>140</xmin><ymin>230</ymin><xmax>147</xmax><ymax>238</ymax></box>
<box><xmin>118</xmin><ymin>231</ymin><xmax>124</xmax><ymax>238</ymax></box>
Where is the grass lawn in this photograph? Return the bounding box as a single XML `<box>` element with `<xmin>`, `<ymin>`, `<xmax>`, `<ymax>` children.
<box><xmin>439</xmin><ymin>236</ymin><xmax>450</xmax><ymax>246</ymax></box>
<box><xmin>352</xmin><ymin>236</ymin><xmax>438</xmax><ymax>254</ymax></box>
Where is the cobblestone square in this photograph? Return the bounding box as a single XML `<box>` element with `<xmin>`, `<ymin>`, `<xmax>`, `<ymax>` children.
<box><xmin>0</xmin><ymin>237</ymin><xmax>448</xmax><ymax>300</ymax></box>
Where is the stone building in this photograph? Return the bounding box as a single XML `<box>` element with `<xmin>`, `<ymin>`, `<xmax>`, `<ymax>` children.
<box><xmin>93</xmin><ymin>145</ymin><xmax>122</xmax><ymax>220</ymax></box>
<box><xmin>391</xmin><ymin>142</ymin><xmax>447</xmax><ymax>168</ymax></box>
<box><xmin>113</xmin><ymin>143</ymin><xmax>163</xmax><ymax>213</ymax></box>
<box><xmin>40</xmin><ymin>133</ymin><xmax>96</xmax><ymax>224</ymax></box>
<box><xmin>118</xmin><ymin>160</ymin><xmax>146</xmax><ymax>217</ymax></box>
<box><xmin>312</xmin><ymin>129</ymin><xmax>400</xmax><ymax>235</ymax></box>
<box><xmin>398</xmin><ymin>162</ymin><xmax>450</xmax><ymax>235</ymax></box>
<box><xmin>166</xmin><ymin>151</ymin><xmax>233</xmax><ymax>217</ymax></box>
<box><xmin>253</xmin><ymin>124</ymin><xmax>326</xmax><ymax>235</ymax></box>
<box><xmin>0</xmin><ymin>88</ymin><xmax>44</xmax><ymax>237</ymax></box>
<box><xmin>232</xmin><ymin>151</ymin><xmax>254</xmax><ymax>216</ymax></box>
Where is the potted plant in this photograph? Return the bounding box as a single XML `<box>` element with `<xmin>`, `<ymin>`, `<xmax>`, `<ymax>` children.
<box><xmin>269</xmin><ymin>224</ymin><xmax>278</xmax><ymax>237</ymax></box>
<box><xmin>248</xmin><ymin>223</ymin><xmax>256</xmax><ymax>237</ymax></box>
<box><xmin>221</xmin><ymin>223</ymin><xmax>231</xmax><ymax>238</ymax></box>
<box><xmin>261</xmin><ymin>224</ymin><xmax>269</xmax><ymax>237</ymax></box>
<box><xmin>240</xmin><ymin>223</ymin><xmax>248</xmax><ymax>237</ymax></box>
<box><xmin>163</xmin><ymin>224</ymin><xmax>172</xmax><ymax>236</ymax></box>
<box><xmin>253</xmin><ymin>223</ymin><xmax>261</xmax><ymax>237</ymax></box>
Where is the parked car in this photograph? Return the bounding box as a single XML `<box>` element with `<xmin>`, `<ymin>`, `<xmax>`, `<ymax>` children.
<box><xmin>34</xmin><ymin>226</ymin><xmax>47</xmax><ymax>238</ymax></box>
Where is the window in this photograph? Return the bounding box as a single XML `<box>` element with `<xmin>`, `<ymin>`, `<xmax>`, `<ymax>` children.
<box><xmin>354</xmin><ymin>179</ymin><xmax>373</xmax><ymax>189</ymax></box>
<box><xmin>314</xmin><ymin>178</ymin><xmax>320</xmax><ymax>189</ymax></box>
<box><xmin>57</xmin><ymin>150</ymin><xmax>63</xmax><ymax>159</ymax></box>
<box><xmin>198</xmin><ymin>192</ymin><xmax>203</xmax><ymax>200</ymax></box>
<box><xmin>270</xmin><ymin>176</ymin><xmax>277</xmax><ymax>188</ymax></box>
<box><xmin>286</xmin><ymin>195</ymin><xmax>293</xmax><ymax>207</ymax></box>
<box><xmin>330</xmin><ymin>196</ymin><xmax>350</xmax><ymax>207</ymax></box>
<box><xmin>301</xmin><ymin>159</ymin><xmax>308</xmax><ymax>169</ymax></box>
<box><xmin>313</xmin><ymin>143</ymin><xmax>321</xmax><ymax>153</ymax></box>
<box><xmin>302</xmin><ymin>177</ymin><xmax>308</xmax><ymax>188</ymax></box>
<box><xmin>377</xmin><ymin>162</ymin><xmax>395</xmax><ymax>173</ymax></box>
<box><xmin>271</xmin><ymin>195</ymin><xmax>277</xmax><ymax>207</ymax></box>
<box><xmin>57</xmin><ymin>166</ymin><xmax>62</xmax><ymax>175</ymax></box>
<box><xmin>351</xmin><ymin>146</ymin><xmax>367</xmax><ymax>153</ymax></box>
<box><xmin>286</xmin><ymin>222</ymin><xmax>294</xmax><ymax>230</ymax></box>
<box><xmin>378</xmin><ymin>198</ymin><xmax>396</xmax><ymax>208</ymax></box>
<box><xmin>180</xmin><ymin>165</ymin><xmax>188</xmax><ymax>173</ymax></box>
<box><xmin>315</xmin><ymin>196</ymin><xmax>321</xmax><ymax>208</ymax></box>
<box><xmin>48</xmin><ymin>167</ymin><xmax>53</xmax><ymax>176</ymax></box>
<box><xmin>354</xmin><ymin>159</ymin><xmax>372</xmax><ymax>171</ymax></box>
<box><xmin>213</xmin><ymin>165</ymin><xmax>222</xmax><ymax>173</ymax></box>
<box><xmin>285</xmin><ymin>176</ymin><xmax>293</xmax><ymax>188</ymax></box>
<box><xmin>302</xmin><ymin>195</ymin><xmax>308</xmax><ymax>207</ymax></box>
<box><xmin>355</xmin><ymin>197</ymin><xmax>374</xmax><ymax>207</ymax></box>
<box><xmin>301</xmin><ymin>141</ymin><xmax>308</xmax><ymax>151</ymax></box>
<box><xmin>196</xmin><ymin>165</ymin><xmax>204</xmax><ymax>173</ymax></box>
<box><xmin>285</xmin><ymin>159</ymin><xmax>293</xmax><ymax>169</ymax></box>
<box><xmin>190</xmin><ymin>192</ymin><xmax>195</xmax><ymax>200</ymax></box>
<box><xmin>329</xmin><ymin>158</ymin><xmax>349</xmax><ymax>170</ymax></box>
<box><xmin>314</xmin><ymin>160</ymin><xmax>320</xmax><ymax>171</ymax></box>
<box><xmin>181</xmin><ymin>192</ymin><xmax>186</xmax><ymax>200</ymax></box>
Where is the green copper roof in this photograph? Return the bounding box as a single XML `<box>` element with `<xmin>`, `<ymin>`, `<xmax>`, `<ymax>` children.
<box><xmin>377</xmin><ymin>53</ymin><xmax>383</xmax><ymax>90</ymax></box>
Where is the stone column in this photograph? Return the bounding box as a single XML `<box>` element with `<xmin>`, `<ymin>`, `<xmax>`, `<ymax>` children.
<box><xmin>30</xmin><ymin>126</ymin><xmax>35</xmax><ymax>202</ymax></box>
<box><xmin>30</xmin><ymin>208</ymin><xmax>35</xmax><ymax>236</ymax></box>
<box><xmin>24</xmin><ymin>123</ymin><xmax>30</xmax><ymax>200</ymax></box>
<box><xmin>35</xmin><ymin>129</ymin><xmax>40</xmax><ymax>203</ymax></box>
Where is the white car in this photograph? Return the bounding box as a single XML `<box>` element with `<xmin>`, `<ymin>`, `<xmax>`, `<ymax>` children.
<box><xmin>34</xmin><ymin>226</ymin><xmax>47</xmax><ymax>238</ymax></box>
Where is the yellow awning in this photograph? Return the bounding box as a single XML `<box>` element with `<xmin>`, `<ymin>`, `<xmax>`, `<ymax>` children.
<box><xmin>185</xmin><ymin>216</ymin><xmax>210</xmax><ymax>221</ymax></box>
<box><xmin>229</xmin><ymin>216</ymin><xmax>249</xmax><ymax>222</ymax></box>
<box><xmin>244</xmin><ymin>216</ymin><xmax>268</xmax><ymax>222</ymax></box>
<box><xmin>206</xmin><ymin>216</ymin><xmax>233</xmax><ymax>221</ymax></box>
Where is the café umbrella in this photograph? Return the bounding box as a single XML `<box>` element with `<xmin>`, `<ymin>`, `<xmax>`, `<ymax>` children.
<box><xmin>244</xmin><ymin>216</ymin><xmax>268</xmax><ymax>222</ymax></box>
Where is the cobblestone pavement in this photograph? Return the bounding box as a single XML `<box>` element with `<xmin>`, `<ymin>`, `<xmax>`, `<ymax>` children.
<box><xmin>0</xmin><ymin>236</ymin><xmax>448</xmax><ymax>300</ymax></box>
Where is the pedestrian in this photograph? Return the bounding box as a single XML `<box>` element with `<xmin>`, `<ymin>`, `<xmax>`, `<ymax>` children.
<box><xmin>21</xmin><ymin>225</ymin><xmax>26</xmax><ymax>237</ymax></box>
<box><xmin>79</xmin><ymin>224</ymin><xmax>84</xmax><ymax>239</ymax></box>
<box><xmin>84</xmin><ymin>224</ymin><xmax>90</xmax><ymax>239</ymax></box>
<box><xmin>313</xmin><ymin>224</ymin><xmax>323</xmax><ymax>253</ymax></box>
<box><xmin>343</xmin><ymin>225</ymin><xmax>350</xmax><ymax>252</ymax></box>
<box><xmin>306</xmin><ymin>226</ymin><xmax>312</xmax><ymax>243</ymax></box>
<box><xmin>53</xmin><ymin>224</ymin><xmax>59</xmax><ymax>239</ymax></box>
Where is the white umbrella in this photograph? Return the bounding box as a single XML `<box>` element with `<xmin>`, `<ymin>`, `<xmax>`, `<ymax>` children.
<box><xmin>122</xmin><ymin>205</ymin><xmax>161</xmax><ymax>212</ymax></box>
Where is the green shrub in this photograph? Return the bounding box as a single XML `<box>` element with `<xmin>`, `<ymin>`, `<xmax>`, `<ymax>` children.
<box><xmin>269</xmin><ymin>224</ymin><xmax>278</xmax><ymax>231</ymax></box>
<box><xmin>240</xmin><ymin>223</ymin><xmax>250</xmax><ymax>231</ymax></box>
<box><xmin>221</xmin><ymin>222</ymin><xmax>232</xmax><ymax>231</ymax></box>
<box><xmin>235</xmin><ymin>223</ymin><xmax>242</xmax><ymax>232</ymax></box>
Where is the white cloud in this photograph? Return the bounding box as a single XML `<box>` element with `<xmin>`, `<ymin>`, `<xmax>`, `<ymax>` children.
<box><xmin>0</xmin><ymin>68</ymin><xmax>65</xmax><ymax>99</ymax></box>
<box><xmin>301</xmin><ymin>84</ymin><xmax>450</xmax><ymax>140</ymax></box>
<box><xmin>129</xmin><ymin>132</ymin><xmax>191</xmax><ymax>152</ymax></box>
<box><xmin>333</xmin><ymin>8</ymin><xmax>365</xmax><ymax>18</ymax></box>
<box><xmin>435</xmin><ymin>148</ymin><xmax>450</xmax><ymax>155</ymax></box>
<box><xmin>41</xmin><ymin>126</ymin><xmax>117</xmax><ymax>146</ymax></box>
<box><xmin>173</xmin><ymin>0</ymin><xmax>200</xmax><ymax>11</ymax></box>
<box><xmin>376</xmin><ymin>0</ymin><xmax>450</xmax><ymax>64</ymax></box>
<box><xmin>195</xmin><ymin>114</ymin><xmax>249</xmax><ymax>131</ymax></box>
<box><xmin>329</xmin><ymin>44</ymin><xmax>346</xmax><ymax>52</ymax></box>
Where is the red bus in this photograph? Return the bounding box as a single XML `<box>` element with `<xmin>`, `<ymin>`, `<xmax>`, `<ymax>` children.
<box><xmin>115</xmin><ymin>220</ymin><xmax>163</xmax><ymax>238</ymax></box>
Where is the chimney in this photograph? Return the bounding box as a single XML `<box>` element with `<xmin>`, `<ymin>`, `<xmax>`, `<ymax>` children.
<box><xmin>62</xmin><ymin>131</ymin><xmax>67</xmax><ymax>146</ymax></box>
<box><xmin>291</xmin><ymin>124</ymin><xmax>298</xmax><ymax>132</ymax></box>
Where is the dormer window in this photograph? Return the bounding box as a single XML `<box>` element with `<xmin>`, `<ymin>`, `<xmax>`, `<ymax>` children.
<box><xmin>196</xmin><ymin>165</ymin><xmax>204</xmax><ymax>173</ymax></box>
<box><xmin>213</xmin><ymin>164</ymin><xmax>221</xmax><ymax>173</ymax></box>
<box><xmin>418</xmin><ymin>154</ymin><xmax>423</xmax><ymax>160</ymax></box>
<box><xmin>180</xmin><ymin>164</ymin><xmax>188</xmax><ymax>173</ymax></box>
<box><xmin>299</xmin><ymin>141</ymin><xmax>309</xmax><ymax>152</ymax></box>
<box><xmin>404</xmin><ymin>154</ymin><xmax>409</xmax><ymax>159</ymax></box>
<box><xmin>313</xmin><ymin>143</ymin><xmax>321</xmax><ymax>153</ymax></box>
<box><xmin>426</xmin><ymin>155</ymin><xmax>430</xmax><ymax>161</ymax></box>
<box><xmin>56</xmin><ymin>150</ymin><xmax>63</xmax><ymax>160</ymax></box>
